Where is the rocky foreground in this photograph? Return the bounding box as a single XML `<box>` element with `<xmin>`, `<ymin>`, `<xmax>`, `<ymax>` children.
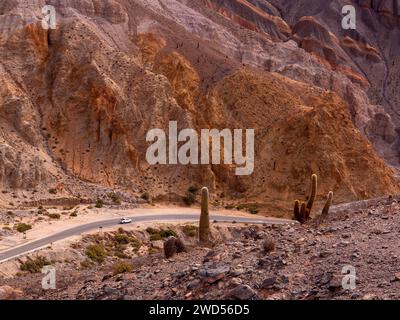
<box><xmin>1</xmin><ymin>197</ymin><xmax>400</xmax><ymax>300</ymax></box>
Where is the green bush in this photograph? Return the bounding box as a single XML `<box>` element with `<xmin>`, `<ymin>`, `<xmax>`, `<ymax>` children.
<box><xmin>85</xmin><ymin>244</ymin><xmax>106</xmax><ymax>263</ymax></box>
<box><xmin>146</xmin><ymin>227</ymin><xmax>176</xmax><ymax>240</ymax></box>
<box><xmin>150</xmin><ymin>233</ymin><xmax>162</xmax><ymax>241</ymax></box>
<box><xmin>16</xmin><ymin>223</ymin><xmax>32</xmax><ymax>233</ymax></box>
<box><xmin>182</xmin><ymin>225</ymin><xmax>197</xmax><ymax>237</ymax></box>
<box><xmin>159</xmin><ymin>229</ymin><xmax>177</xmax><ymax>238</ymax></box>
<box><xmin>112</xmin><ymin>261</ymin><xmax>133</xmax><ymax>275</ymax></box>
<box><xmin>95</xmin><ymin>198</ymin><xmax>104</xmax><ymax>208</ymax></box>
<box><xmin>20</xmin><ymin>256</ymin><xmax>51</xmax><ymax>273</ymax></box>
<box><xmin>146</xmin><ymin>227</ymin><xmax>159</xmax><ymax>234</ymax></box>
<box><xmin>114</xmin><ymin>233</ymin><xmax>131</xmax><ymax>244</ymax></box>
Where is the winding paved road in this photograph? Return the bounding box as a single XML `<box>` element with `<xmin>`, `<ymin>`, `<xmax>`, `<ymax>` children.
<box><xmin>0</xmin><ymin>213</ymin><xmax>294</xmax><ymax>263</ymax></box>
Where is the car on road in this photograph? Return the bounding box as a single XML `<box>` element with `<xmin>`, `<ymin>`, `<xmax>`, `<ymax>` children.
<box><xmin>119</xmin><ymin>218</ymin><xmax>132</xmax><ymax>224</ymax></box>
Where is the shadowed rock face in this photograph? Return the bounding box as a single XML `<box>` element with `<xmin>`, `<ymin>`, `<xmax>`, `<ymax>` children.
<box><xmin>0</xmin><ymin>0</ymin><xmax>399</xmax><ymax>214</ymax></box>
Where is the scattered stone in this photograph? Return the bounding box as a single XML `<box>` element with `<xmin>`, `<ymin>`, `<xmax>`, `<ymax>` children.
<box><xmin>224</xmin><ymin>285</ymin><xmax>259</xmax><ymax>300</ymax></box>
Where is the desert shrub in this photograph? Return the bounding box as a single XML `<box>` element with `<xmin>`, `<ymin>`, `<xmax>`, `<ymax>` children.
<box><xmin>108</xmin><ymin>192</ymin><xmax>121</xmax><ymax>205</ymax></box>
<box><xmin>85</xmin><ymin>244</ymin><xmax>106</xmax><ymax>263</ymax></box>
<box><xmin>147</xmin><ymin>227</ymin><xmax>175</xmax><ymax>240</ymax></box>
<box><xmin>182</xmin><ymin>225</ymin><xmax>197</xmax><ymax>237</ymax></box>
<box><xmin>112</xmin><ymin>261</ymin><xmax>133</xmax><ymax>275</ymax></box>
<box><xmin>48</xmin><ymin>188</ymin><xmax>57</xmax><ymax>195</ymax></box>
<box><xmin>114</xmin><ymin>233</ymin><xmax>131</xmax><ymax>244</ymax></box>
<box><xmin>16</xmin><ymin>223</ymin><xmax>32</xmax><ymax>233</ymax></box>
<box><xmin>183</xmin><ymin>192</ymin><xmax>196</xmax><ymax>206</ymax></box>
<box><xmin>146</xmin><ymin>227</ymin><xmax>159</xmax><ymax>234</ymax></box>
<box><xmin>150</xmin><ymin>233</ymin><xmax>162</xmax><ymax>241</ymax></box>
<box><xmin>159</xmin><ymin>229</ymin><xmax>177</xmax><ymax>238</ymax></box>
<box><xmin>20</xmin><ymin>256</ymin><xmax>50</xmax><ymax>273</ymax></box>
<box><xmin>188</xmin><ymin>186</ymin><xmax>198</xmax><ymax>194</ymax></box>
<box><xmin>47</xmin><ymin>213</ymin><xmax>61</xmax><ymax>219</ymax></box>
<box><xmin>141</xmin><ymin>192</ymin><xmax>150</xmax><ymax>201</ymax></box>
<box><xmin>70</xmin><ymin>211</ymin><xmax>78</xmax><ymax>217</ymax></box>
<box><xmin>95</xmin><ymin>198</ymin><xmax>104</xmax><ymax>208</ymax></box>
<box><xmin>224</xmin><ymin>204</ymin><xmax>235</xmax><ymax>210</ymax></box>
<box><xmin>80</xmin><ymin>259</ymin><xmax>92</xmax><ymax>269</ymax></box>
<box><xmin>248</xmin><ymin>207</ymin><xmax>259</xmax><ymax>215</ymax></box>
<box><xmin>114</xmin><ymin>251</ymin><xmax>130</xmax><ymax>259</ymax></box>
<box><xmin>262</xmin><ymin>238</ymin><xmax>275</xmax><ymax>253</ymax></box>
<box><xmin>131</xmin><ymin>238</ymin><xmax>142</xmax><ymax>252</ymax></box>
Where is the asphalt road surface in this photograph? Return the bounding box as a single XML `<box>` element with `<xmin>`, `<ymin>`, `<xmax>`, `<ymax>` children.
<box><xmin>0</xmin><ymin>213</ymin><xmax>294</xmax><ymax>263</ymax></box>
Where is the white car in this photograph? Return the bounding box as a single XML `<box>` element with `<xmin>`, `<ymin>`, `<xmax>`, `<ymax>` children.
<box><xmin>119</xmin><ymin>218</ymin><xmax>132</xmax><ymax>224</ymax></box>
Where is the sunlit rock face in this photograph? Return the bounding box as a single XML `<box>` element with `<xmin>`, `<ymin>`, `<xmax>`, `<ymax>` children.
<box><xmin>0</xmin><ymin>0</ymin><xmax>399</xmax><ymax>214</ymax></box>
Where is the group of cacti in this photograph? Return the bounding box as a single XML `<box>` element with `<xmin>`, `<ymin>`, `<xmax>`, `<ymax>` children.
<box><xmin>294</xmin><ymin>174</ymin><xmax>333</xmax><ymax>224</ymax></box>
<box><xmin>196</xmin><ymin>176</ymin><xmax>332</xmax><ymax>243</ymax></box>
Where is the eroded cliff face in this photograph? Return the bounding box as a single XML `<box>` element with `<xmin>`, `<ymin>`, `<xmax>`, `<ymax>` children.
<box><xmin>0</xmin><ymin>0</ymin><xmax>399</xmax><ymax>214</ymax></box>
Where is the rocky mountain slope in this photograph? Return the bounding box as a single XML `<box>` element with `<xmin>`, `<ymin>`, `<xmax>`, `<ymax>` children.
<box><xmin>2</xmin><ymin>196</ymin><xmax>400</xmax><ymax>300</ymax></box>
<box><xmin>0</xmin><ymin>0</ymin><xmax>399</xmax><ymax>215</ymax></box>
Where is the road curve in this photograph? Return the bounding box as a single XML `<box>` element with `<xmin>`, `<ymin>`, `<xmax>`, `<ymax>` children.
<box><xmin>0</xmin><ymin>213</ymin><xmax>294</xmax><ymax>263</ymax></box>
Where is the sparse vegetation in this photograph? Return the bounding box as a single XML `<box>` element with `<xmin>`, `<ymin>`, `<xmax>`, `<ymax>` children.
<box><xmin>183</xmin><ymin>192</ymin><xmax>196</xmax><ymax>206</ymax></box>
<box><xmin>20</xmin><ymin>256</ymin><xmax>51</xmax><ymax>273</ymax></box>
<box><xmin>247</xmin><ymin>206</ymin><xmax>259</xmax><ymax>214</ymax></box>
<box><xmin>47</xmin><ymin>213</ymin><xmax>61</xmax><ymax>219</ymax></box>
<box><xmin>85</xmin><ymin>244</ymin><xmax>106</xmax><ymax>263</ymax></box>
<box><xmin>108</xmin><ymin>192</ymin><xmax>121</xmax><ymax>205</ymax></box>
<box><xmin>112</xmin><ymin>261</ymin><xmax>133</xmax><ymax>275</ymax></box>
<box><xmin>182</xmin><ymin>225</ymin><xmax>197</xmax><ymax>237</ymax></box>
<box><xmin>224</xmin><ymin>204</ymin><xmax>235</xmax><ymax>210</ymax></box>
<box><xmin>141</xmin><ymin>192</ymin><xmax>150</xmax><ymax>201</ymax></box>
<box><xmin>15</xmin><ymin>223</ymin><xmax>32</xmax><ymax>233</ymax></box>
<box><xmin>48</xmin><ymin>188</ymin><xmax>57</xmax><ymax>195</ymax></box>
<box><xmin>183</xmin><ymin>186</ymin><xmax>198</xmax><ymax>206</ymax></box>
<box><xmin>95</xmin><ymin>198</ymin><xmax>104</xmax><ymax>208</ymax></box>
<box><xmin>146</xmin><ymin>227</ymin><xmax>176</xmax><ymax>240</ymax></box>
<box><xmin>70</xmin><ymin>211</ymin><xmax>78</xmax><ymax>217</ymax></box>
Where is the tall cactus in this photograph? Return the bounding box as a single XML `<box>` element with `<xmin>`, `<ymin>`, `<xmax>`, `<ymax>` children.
<box><xmin>293</xmin><ymin>174</ymin><xmax>318</xmax><ymax>224</ymax></box>
<box><xmin>199</xmin><ymin>187</ymin><xmax>210</xmax><ymax>243</ymax></box>
<box><xmin>306</xmin><ymin>174</ymin><xmax>317</xmax><ymax>212</ymax></box>
<box><xmin>322</xmin><ymin>191</ymin><xmax>333</xmax><ymax>216</ymax></box>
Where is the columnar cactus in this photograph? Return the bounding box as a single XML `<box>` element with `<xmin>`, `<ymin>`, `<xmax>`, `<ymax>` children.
<box><xmin>322</xmin><ymin>191</ymin><xmax>333</xmax><ymax>216</ymax></box>
<box><xmin>293</xmin><ymin>174</ymin><xmax>317</xmax><ymax>224</ymax></box>
<box><xmin>306</xmin><ymin>174</ymin><xmax>317</xmax><ymax>212</ymax></box>
<box><xmin>199</xmin><ymin>187</ymin><xmax>210</xmax><ymax>243</ymax></box>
